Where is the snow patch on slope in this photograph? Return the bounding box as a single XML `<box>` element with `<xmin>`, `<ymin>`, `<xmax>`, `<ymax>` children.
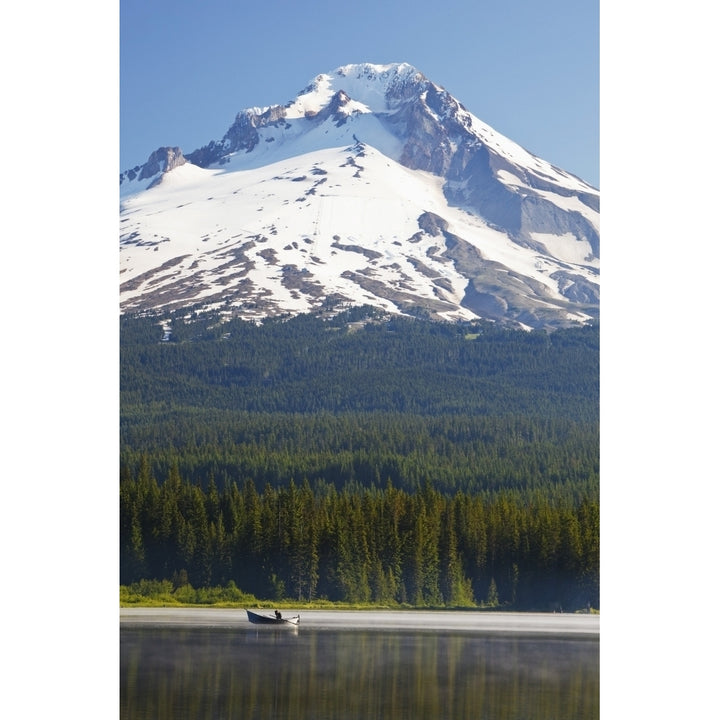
<box><xmin>531</xmin><ymin>232</ymin><xmax>595</xmax><ymax>266</ymax></box>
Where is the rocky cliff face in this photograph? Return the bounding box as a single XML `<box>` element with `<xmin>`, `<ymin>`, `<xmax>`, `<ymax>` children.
<box><xmin>187</xmin><ymin>105</ymin><xmax>291</xmax><ymax>166</ymax></box>
<box><xmin>120</xmin><ymin>146</ymin><xmax>186</xmax><ymax>187</ymax></box>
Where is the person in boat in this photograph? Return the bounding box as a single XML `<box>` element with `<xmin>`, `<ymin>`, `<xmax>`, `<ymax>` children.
<box><xmin>275</xmin><ymin>610</ymin><xmax>282</xmax><ymax>620</ymax></box>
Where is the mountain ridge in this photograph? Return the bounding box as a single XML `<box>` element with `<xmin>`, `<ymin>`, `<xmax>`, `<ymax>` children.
<box><xmin>120</xmin><ymin>62</ymin><xmax>599</xmax><ymax>330</ymax></box>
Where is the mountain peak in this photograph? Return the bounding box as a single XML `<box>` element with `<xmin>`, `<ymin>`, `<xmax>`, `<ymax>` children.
<box><xmin>120</xmin><ymin>63</ymin><xmax>599</xmax><ymax>330</ymax></box>
<box><xmin>299</xmin><ymin>63</ymin><xmax>426</xmax><ymax>113</ymax></box>
<box><xmin>334</xmin><ymin>62</ymin><xmax>423</xmax><ymax>87</ymax></box>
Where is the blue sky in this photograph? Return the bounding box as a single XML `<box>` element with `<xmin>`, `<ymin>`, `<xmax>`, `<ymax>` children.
<box><xmin>121</xmin><ymin>0</ymin><xmax>599</xmax><ymax>187</ymax></box>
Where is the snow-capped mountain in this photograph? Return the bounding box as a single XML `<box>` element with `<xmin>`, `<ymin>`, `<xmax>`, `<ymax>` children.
<box><xmin>120</xmin><ymin>63</ymin><xmax>598</xmax><ymax>329</ymax></box>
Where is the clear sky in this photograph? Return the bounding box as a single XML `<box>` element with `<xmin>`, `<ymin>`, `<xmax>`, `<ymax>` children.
<box><xmin>120</xmin><ymin>0</ymin><xmax>599</xmax><ymax>188</ymax></box>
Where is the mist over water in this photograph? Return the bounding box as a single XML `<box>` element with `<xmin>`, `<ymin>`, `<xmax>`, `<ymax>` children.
<box><xmin>121</xmin><ymin>610</ymin><xmax>598</xmax><ymax>719</ymax></box>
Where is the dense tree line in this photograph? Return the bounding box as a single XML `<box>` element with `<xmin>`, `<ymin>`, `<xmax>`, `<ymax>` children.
<box><xmin>120</xmin><ymin>468</ymin><xmax>598</xmax><ymax>611</ymax></box>
<box><xmin>120</xmin><ymin>309</ymin><xmax>599</xmax><ymax>609</ymax></box>
<box><xmin>120</xmin><ymin>411</ymin><xmax>598</xmax><ymax>496</ymax></box>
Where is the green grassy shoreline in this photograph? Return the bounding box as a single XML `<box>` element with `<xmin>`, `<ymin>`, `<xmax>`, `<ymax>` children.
<box><xmin>121</xmin><ymin>583</ymin><xmax>474</xmax><ymax>610</ymax></box>
<box><xmin>120</xmin><ymin>582</ymin><xmax>598</xmax><ymax>613</ymax></box>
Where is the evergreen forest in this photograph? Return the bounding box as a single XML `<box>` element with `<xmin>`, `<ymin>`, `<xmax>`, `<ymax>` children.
<box><xmin>120</xmin><ymin>307</ymin><xmax>599</xmax><ymax>611</ymax></box>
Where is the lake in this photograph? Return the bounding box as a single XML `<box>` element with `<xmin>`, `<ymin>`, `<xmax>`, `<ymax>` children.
<box><xmin>120</xmin><ymin>609</ymin><xmax>599</xmax><ymax>719</ymax></box>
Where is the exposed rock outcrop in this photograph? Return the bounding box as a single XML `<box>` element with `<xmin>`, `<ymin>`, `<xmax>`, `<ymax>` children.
<box><xmin>120</xmin><ymin>146</ymin><xmax>186</xmax><ymax>188</ymax></box>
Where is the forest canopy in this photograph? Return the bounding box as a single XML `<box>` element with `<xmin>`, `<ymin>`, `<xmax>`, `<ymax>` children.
<box><xmin>120</xmin><ymin>308</ymin><xmax>599</xmax><ymax>610</ymax></box>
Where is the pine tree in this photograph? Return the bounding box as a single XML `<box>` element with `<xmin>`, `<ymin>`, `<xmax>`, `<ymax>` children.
<box><xmin>486</xmin><ymin>577</ymin><xmax>499</xmax><ymax>607</ymax></box>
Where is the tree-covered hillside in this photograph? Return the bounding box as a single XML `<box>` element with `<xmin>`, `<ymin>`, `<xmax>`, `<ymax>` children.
<box><xmin>121</xmin><ymin>307</ymin><xmax>598</xmax><ymax>420</ymax></box>
<box><xmin>120</xmin><ymin>308</ymin><xmax>599</xmax><ymax>609</ymax></box>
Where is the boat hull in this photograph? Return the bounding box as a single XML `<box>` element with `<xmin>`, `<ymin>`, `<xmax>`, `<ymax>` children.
<box><xmin>246</xmin><ymin>609</ymin><xmax>300</xmax><ymax>626</ymax></box>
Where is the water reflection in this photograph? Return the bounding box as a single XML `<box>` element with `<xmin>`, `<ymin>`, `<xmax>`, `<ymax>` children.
<box><xmin>121</xmin><ymin>627</ymin><xmax>598</xmax><ymax>719</ymax></box>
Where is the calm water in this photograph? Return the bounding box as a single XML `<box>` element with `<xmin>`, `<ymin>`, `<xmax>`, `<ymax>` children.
<box><xmin>120</xmin><ymin>610</ymin><xmax>599</xmax><ymax>720</ymax></box>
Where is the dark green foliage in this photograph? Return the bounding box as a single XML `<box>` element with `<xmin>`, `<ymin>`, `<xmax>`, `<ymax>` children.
<box><xmin>120</xmin><ymin>308</ymin><xmax>598</xmax><ymax>419</ymax></box>
<box><xmin>120</xmin><ymin>410</ymin><xmax>598</xmax><ymax>497</ymax></box>
<box><xmin>120</xmin><ymin>309</ymin><xmax>599</xmax><ymax>609</ymax></box>
<box><xmin>120</xmin><ymin>472</ymin><xmax>599</xmax><ymax>610</ymax></box>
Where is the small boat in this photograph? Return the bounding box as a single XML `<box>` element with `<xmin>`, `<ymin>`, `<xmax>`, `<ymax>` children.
<box><xmin>246</xmin><ymin>609</ymin><xmax>300</xmax><ymax>626</ymax></box>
